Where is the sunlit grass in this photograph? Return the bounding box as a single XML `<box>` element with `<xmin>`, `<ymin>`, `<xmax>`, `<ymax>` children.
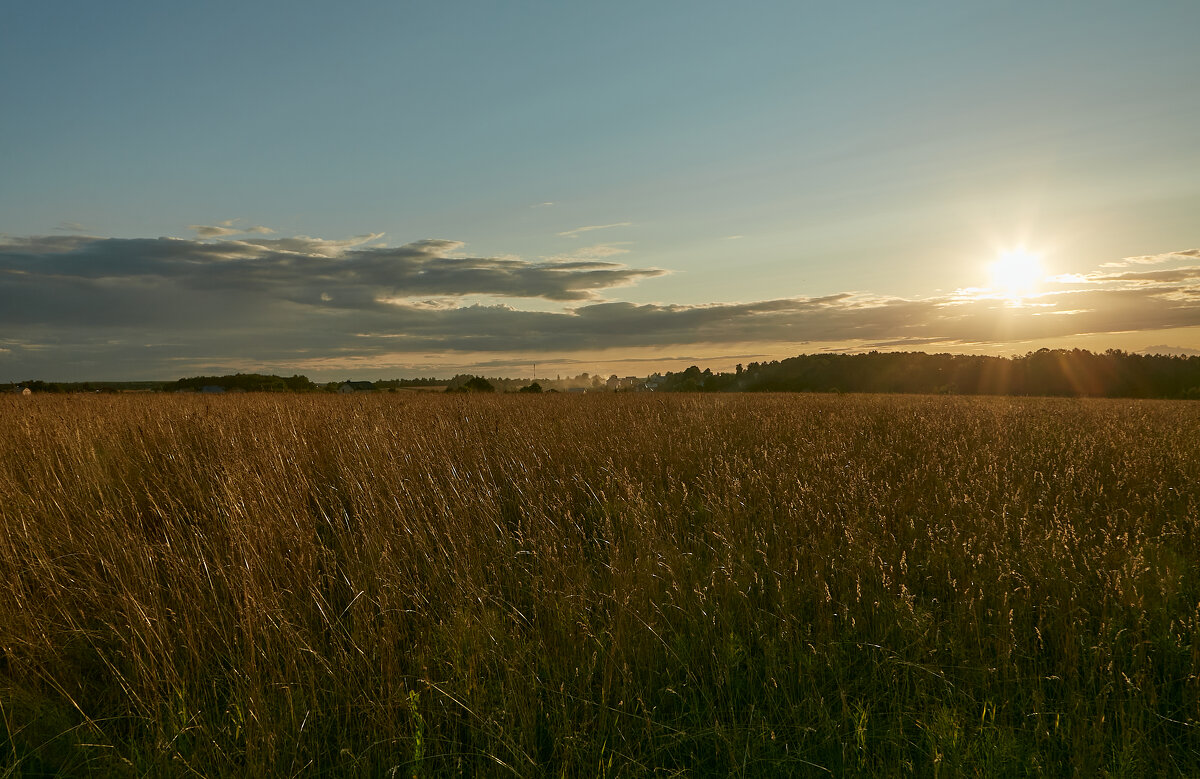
<box><xmin>0</xmin><ymin>393</ymin><xmax>1197</xmax><ymax>775</ymax></box>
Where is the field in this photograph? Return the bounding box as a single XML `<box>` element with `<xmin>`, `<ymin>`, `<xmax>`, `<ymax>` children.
<box><xmin>1</xmin><ymin>393</ymin><xmax>1198</xmax><ymax>776</ymax></box>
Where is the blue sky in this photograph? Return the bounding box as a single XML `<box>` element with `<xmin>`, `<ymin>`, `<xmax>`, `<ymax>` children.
<box><xmin>2</xmin><ymin>1</ymin><xmax>1199</xmax><ymax>380</ymax></box>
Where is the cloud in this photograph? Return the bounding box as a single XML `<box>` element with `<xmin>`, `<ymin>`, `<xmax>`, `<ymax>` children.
<box><xmin>1100</xmin><ymin>248</ymin><xmax>1199</xmax><ymax>268</ymax></box>
<box><xmin>189</xmin><ymin>220</ymin><xmax>276</xmax><ymax>238</ymax></box>
<box><xmin>190</xmin><ymin>225</ymin><xmax>240</xmax><ymax>237</ymax></box>
<box><xmin>234</xmin><ymin>232</ymin><xmax>387</xmax><ymax>257</ymax></box>
<box><xmin>1099</xmin><ymin>266</ymin><xmax>1200</xmax><ymax>284</ymax></box>
<box><xmin>1054</xmin><ymin>265</ymin><xmax>1200</xmax><ymax>286</ymax></box>
<box><xmin>546</xmin><ymin>243</ymin><xmax>633</xmax><ymax>262</ymax></box>
<box><xmin>0</xmin><ymin>232</ymin><xmax>668</xmax><ymax>331</ymax></box>
<box><xmin>54</xmin><ymin>221</ymin><xmax>87</xmax><ymax>232</ymax></box>
<box><xmin>557</xmin><ymin>222</ymin><xmax>632</xmax><ymax>238</ymax></box>
<box><xmin>1139</xmin><ymin>344</ymin><xmax>1200</xmax><ymax>357</ymax></box>
<box><xmin>575</xmin><ymin>244</ymin><xmax>632</xmax><ymax>258</ymax></box>
<box><xmin>3</xmin><ymin>230</ymin><xmax>1200</xmax><ymax>380</ymax></box>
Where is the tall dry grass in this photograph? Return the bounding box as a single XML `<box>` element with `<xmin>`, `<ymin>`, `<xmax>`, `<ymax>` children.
<box><xmin>0</xmin><ymin>393</ymin><xmax>1197</xmax><ymax>775</ymax></box>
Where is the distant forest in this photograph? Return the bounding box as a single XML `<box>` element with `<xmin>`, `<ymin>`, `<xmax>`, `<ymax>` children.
<box><xmin>159</xmin><ymin>374</ymin><xmax>315</xmax><ymax>393</ymax></box>
<box><xmin>656</xmin><ymin>349</ymin><xmax>1200</xmax><ymax>399</ymax></box>
<box><xmin>8</xmin><ymin>349</ymin><xmax>1200</xmax><ymax>399</ymax></box>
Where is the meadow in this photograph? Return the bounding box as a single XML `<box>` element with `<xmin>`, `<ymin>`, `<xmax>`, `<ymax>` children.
<box><xmin>0</xmin><ymin>393</ymin><xmax>1197</xmax><ymax>776</ymax></box>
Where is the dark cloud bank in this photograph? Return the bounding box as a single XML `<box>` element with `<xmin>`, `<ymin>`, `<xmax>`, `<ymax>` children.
<box><xmin>2</xmin><ymin>234</ymin><xmax>1198</xmax><ymax>379</ymax></box>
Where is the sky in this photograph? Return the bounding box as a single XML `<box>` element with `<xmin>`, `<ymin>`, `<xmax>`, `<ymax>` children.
<box><xmin>2</xmin><ymin>1</ymin><xmax>1199</xmax><ymax>381</ymax></box>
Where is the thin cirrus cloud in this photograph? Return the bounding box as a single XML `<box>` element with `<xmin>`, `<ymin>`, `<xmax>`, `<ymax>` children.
<box><xmin>188</xmin><ymin>219</ymin><xmax>276</xmax><ymax>238</ymax></box>
<box><xmin>557</xmin><ymin>222</ymin><xmax>632</xmax><ymax>238</ymax></box>
<box><xmin>545</xmin><ymin>244</ymin><xmax>632</xmax><ymax>262</ymax></box>
<box><xmin>1</xmin><ymin>232</ymin><xmax>1199</xmax><ymax>379</ymax></box>
<box><xmin>1100</xmin><ymin>248</ymin><xmax>1200</xmax><ymax>268</ymax></box>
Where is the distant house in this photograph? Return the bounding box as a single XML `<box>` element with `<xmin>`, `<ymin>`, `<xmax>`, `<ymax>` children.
<box><xmin>619</xmin><ymin>376</ymin><xmax>640</xmax><ymax>390</ymax></box>
<box><xmin>338</xmin><ymin>381</ymin><xmax>376</xmax><ymax>393</ymax></box>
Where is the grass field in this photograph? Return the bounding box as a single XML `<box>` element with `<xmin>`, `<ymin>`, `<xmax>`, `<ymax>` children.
<box><xmin>1</xmin><ymin>393</ymin><xmax>1198</xmax><ymax>776</ymax></box>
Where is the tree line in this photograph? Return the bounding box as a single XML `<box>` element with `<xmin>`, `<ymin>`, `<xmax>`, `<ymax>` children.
<box><xmin>12</xmin><ymin>348</ymin><xmax>1200</xmax><ymax>398</ymax></box>
<box><xmin>163</xmin><ymin>374</ymin><xmax>318</xmax><ymax>393</ymax></box>
<box><xmin>655</xmin><ymin>349</ymin><xmax>1200</xmax><ymax>398</ymax></box>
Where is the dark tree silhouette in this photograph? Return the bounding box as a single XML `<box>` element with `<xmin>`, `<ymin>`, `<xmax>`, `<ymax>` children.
<box><xmin>655</xmin><ymin>349</ymin><xmax>1200</xmax><ymax>399</ymax></box>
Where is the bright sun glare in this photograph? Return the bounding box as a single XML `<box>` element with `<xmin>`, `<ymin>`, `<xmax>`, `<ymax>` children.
<box><xmin>989</xmin><ymin>248</ymin><xmax>1044</xmax><ymax>300</ymax></box>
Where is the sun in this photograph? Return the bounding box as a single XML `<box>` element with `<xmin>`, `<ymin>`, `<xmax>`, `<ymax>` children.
<box><xmin>989</xmin><ymin>247</ymin><xmax>1043</xmax><ymax>300</ymax></box>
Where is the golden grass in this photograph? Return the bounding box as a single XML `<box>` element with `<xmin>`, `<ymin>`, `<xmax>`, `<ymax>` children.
<box><xmin>0</xmin><ymin>393</ymin><xmax>1197</xmax><ymax>775</ymax></box>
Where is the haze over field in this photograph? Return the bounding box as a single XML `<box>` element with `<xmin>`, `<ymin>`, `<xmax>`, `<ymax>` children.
<box><xmin>2</xmin><ymin>2</ymin><xmax>1198</xmax><ymax>380</ymax></box>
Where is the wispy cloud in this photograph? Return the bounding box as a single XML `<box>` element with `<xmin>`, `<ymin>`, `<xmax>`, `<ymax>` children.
<box><xmin>1050</xmin><ymin>264</ymin><xmax>1200</xmax><ymax>286</ymax></box>
<box><xmin>234</xmin><ymin>232</ymin><xmax>386</xmax><ymax>257</ymax></box>
<box><xmin>1098</xmin><ymin>266</ymin><xmax>1200</xmax><ymax>284</ymax></box>
<box><xmin>189</xmin><ymin>225</ymin><xmax>241</xmax><ymax>237</ymax></box>
<box><xmin>546</xmin><ymin>243</ymin><xmax>633</xmax><ymax>262</ymax></box>
<box><xmin>1100</xmin><ymin>248</ymin><xmax>1199</xmax><ymax>268</ymax></box>
<box><xmin>1140</xmin><ymin>344</ymin><xmax>1200</xmax><ymax>356</ymax></box>
<box><xmin>189</xmin><ymin>219</ymin><xmax>276</xmax><ymax>238</ymax></box>
<box><xmin>557</xmin><ymin>222</ymin><xmax>632</xmax><ymax>238</ymax></box>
